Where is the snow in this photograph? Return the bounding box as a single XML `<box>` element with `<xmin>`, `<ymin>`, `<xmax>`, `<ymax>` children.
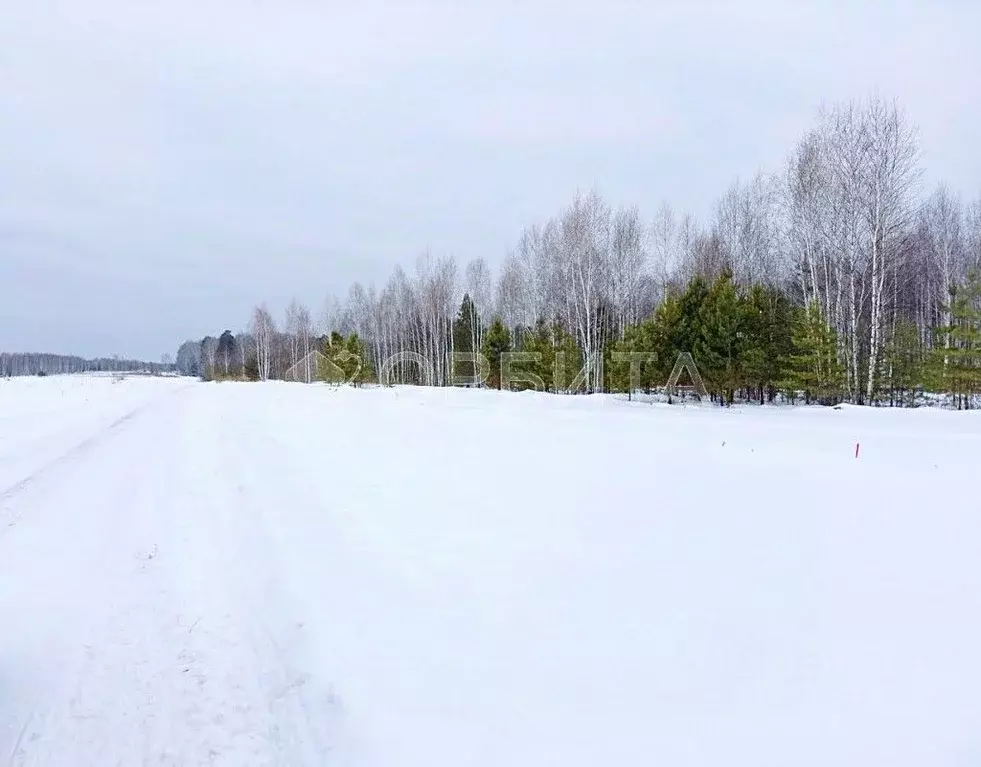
<box><xmin>2</xmin><ymin>375</ymin><xmax>981</xmax><ymax>766</ymax></box>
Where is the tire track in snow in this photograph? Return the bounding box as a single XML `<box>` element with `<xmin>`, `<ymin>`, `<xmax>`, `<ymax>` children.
<box><xmin>2</xmin><ymin>384</ymin><xmax>342</xmax><ymax>765</ymax></box>
<box><xmin>4</xmin><ymin>711</ymin><xmax>35</xmax><ymax>767</ymax></box>
<box><xmin>0</xmin><ymin>384</ymin><xmax>192</xmax><ymax>530</ymax></box>
<box><xmin>203</xmin><ymin>396</ymin><xmax>340</xmax><ymax>764</ymax></box>
<box><xmin>0</xmin><ymin>410</ymin><xmax>158</xmax><ymax>766</ymax></box>
<box><xmin>0</xmin><ymin>387</ymin><xmax>211</xmax><ymax>765</ymax></box>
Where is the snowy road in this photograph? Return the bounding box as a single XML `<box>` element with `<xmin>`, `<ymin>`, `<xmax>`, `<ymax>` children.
<box><xmin>2</xmin><ymin>376</ymin><xmax>981</xmax><ymax>765</ymax></box>
<box><xmin>1</xmin><ymin>378</ymin><xmax>335</xmax><ymax>765</ymax></box>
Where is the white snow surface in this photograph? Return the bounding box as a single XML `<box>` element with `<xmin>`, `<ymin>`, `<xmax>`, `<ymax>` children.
<box><xmin>2</xmin><ymin>375</ymin><xmax>981</xmax><ymax>766</ymax></box>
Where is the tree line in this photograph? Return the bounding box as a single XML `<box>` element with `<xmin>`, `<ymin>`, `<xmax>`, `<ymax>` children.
<box><xmin>0</xmin><ymin>352</ymin><xmax>174</xmax><ymax>378</ymax></box>
<box><xmin>177</xmin><ymin>95</ymin><xmax>981</xmax><ymax>408</ymax></box>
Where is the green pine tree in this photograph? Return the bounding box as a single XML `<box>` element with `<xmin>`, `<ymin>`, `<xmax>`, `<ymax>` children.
<box><xmin>928</xmin><ymin>269</ymin><xmax>981</xmax><ymax>409</ymax></box>
<box><xmin>676</xmin><ymin>276</ymin><xmax>710</xmax><ymax>357</ymax></box>
<box><xmin>697</xmin><ymin>270</ymin><xmax>745</xmax><ymax>405</ymax></box>
<box><xmin>883</xmin><ymin>320</ymin><xmax>925</xmax><ymax>407</ymax></box>
<box><xmin>647</xmin><ymin>293</ymin><xmax>696</xmax><ymax>386</ymax></box>
<box><xmin>452</xmin><ymin>294</ymin><xmax>482</xmax><ymax>384</ymax></box>
<box><xmin>780</xmin><ymin>301</ymin><xmax>844</xmax><ymax>405</ymax></box>
<box><xmin>482</xmin><ymin>317</ymin><xmax>512</xmax><ymax>390</ymax></box>
<box><xmin>318</xmin><ymin>336</ymin><xmax>347</xmax><ymax>384</ymax></box>
<box><xmin>344</xmin><ymin>333</ymin><xmax>374</xmax><ymax>386</ymax></box>
<box><xmin>515</xmin><ymin>319</ymin><xmax>551</xmax><ymax>391</ymax></box>
<box><xmin>741</xmin><ymin>284</ymin><xmax>793</xmax><ymax>404</ymax></box>
<box><xmin>318</xmin><ymin>332</ymin><xmax>369</xmax><ymax>385</ymax></box>
<box><xmin>607</xmin><ymin>319</ymin><xmax>659</xmax><ymax>395</ymax></box>
<box><xmin>512</xmin><ymin>320</ymin><xmax>583</xmax><ymax>392</ymax></box>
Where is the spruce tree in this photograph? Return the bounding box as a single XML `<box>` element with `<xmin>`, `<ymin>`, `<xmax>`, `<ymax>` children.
<box><xmin>217</xmin><ymin>330</ymin><xmax>238</xmax><ymax>379</ymax></box>
<box><xmin>344</xmin><ymin>333</ymin><xmax>373</xmax><ymax>386</ymax></box>
<box><xmin>482</xmin><ymin>317</ymin><xmax>512</xmax><ymax>390</ymax></box>
<box><xmin>319</xmin><ymin>332</ymin><xmax>364</xmax><ymax>385</ymax></box>
<box><xmin>928</xmin><ymin>269</ymin><xmax>981</xmax><ymax>409</ymax></box>
<box><xmin>646</xmin><ymin>289</ymin><xmax>689</xmax><ymax>391</ymax></box>
<box><xmin>742</xmin><ymin>284</ymin><xmax>793</xmax><ymax>404</ymax></box>
<box><xmin>608</xmin><ymin>319</ymin><xmax>659</xmax><ymax>395</ymax></box>
<box><xmin>515</xmin><ymin>320</ymin><xmax>585</xmax><ymax>392</ymax></box>
<box><xmin>676</xmin><ymin>276</ymin><xmax>709</xmax><ymax>357</ymax></box>
<box><xmin>519</xmin><ymin>320</ymin><xmax>553</xmax><ymax>391</ymax></box>
<box><xmin>697</xmin><ymin>270</ymin><xmax>744</xmax><ymax>405</ymax></box>
<box><xmin>781</xmin><ymin>301</ymin><xmax>844</xmax><ymax>405</ymax></box>
<box><xmin>883</xmin><ymin>320</ymin><xmax>925</xmax><ymax>407</ymax></box>
<box><xmin>452</xmin><ymin>294</ymin><xmax>482</xmax><ymax>382</ymax></box>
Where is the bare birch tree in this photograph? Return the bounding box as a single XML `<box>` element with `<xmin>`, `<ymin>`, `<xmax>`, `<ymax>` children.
<box><xmin>650</xmin><ymin>202</ymin><xmax>678</xmax><ymax>299</ymax></box>
<box><xmin>858</xmin><ymin>97</ymin><xmax>921</xmax><ymax>402</ymax></box>
<box><xmin>297</xmin><ymin>303</ymin><xmax>312</xmax><ymax>381</ymax></box>
<box><xmin>967</xmin><ymin>196</ymin><xmax>981</xmax><ymax>271</ymax></box>
<box><xmin>284</xmin><ymin>298</ymin><xmax>304</xmax><ymax>377</ymax></box>
<box><xmin>921</xmin><ymin>185</ymin><xmax>966</xmax><ymax>348</ymax></box>
<box><xmin>465</xmin><ymin>257</ymin><xmax>493</xmax><ymax>365</ymax></box>
<box><xmin>250</xmin><ymin>304</ymin><xmax>275</xmax><ymax>381</ymax></box>
<box><xmin>557</xmin><ymin>190</ymin><xmax>610</xmax><ymax>392</ymax></box>
<box><xmin>609</xmin><ymin>205</ymin><xmax>648</xmax><ymax>338</ymax></box>
<box><xmin>785</xmin><ymin>130</ymin><xmax>833</xmax><ymax>314</ymax></box>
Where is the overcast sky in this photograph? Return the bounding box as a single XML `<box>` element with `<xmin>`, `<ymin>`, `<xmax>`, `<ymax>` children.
<box><xmin>2</xmin><ymin>0</ymin><xmax>979</xmax><ymax>360</ymax></box>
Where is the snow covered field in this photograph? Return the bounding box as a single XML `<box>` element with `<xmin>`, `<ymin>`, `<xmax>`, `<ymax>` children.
<box><xmin>2</xmin><ymin>375</ymin><xmax>981</xmax><ymax>766</ymax></box>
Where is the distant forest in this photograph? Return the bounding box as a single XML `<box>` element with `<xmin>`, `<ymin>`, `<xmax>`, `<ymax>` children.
<box><xmin>0</xmin><ymin>352</ymin><xmax>174</xmax><ymax>378</ymax></box>
<box><xmin>176</xmin><ymin>96</ymin><xmax>981</xmax><ymax>408</ymax></box>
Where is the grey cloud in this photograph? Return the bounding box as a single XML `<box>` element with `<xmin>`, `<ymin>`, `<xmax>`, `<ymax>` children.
<box><xmin>1</xmin><ymin>0</ymin><xmax>978</xmax><ymax>358</ymax></box>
